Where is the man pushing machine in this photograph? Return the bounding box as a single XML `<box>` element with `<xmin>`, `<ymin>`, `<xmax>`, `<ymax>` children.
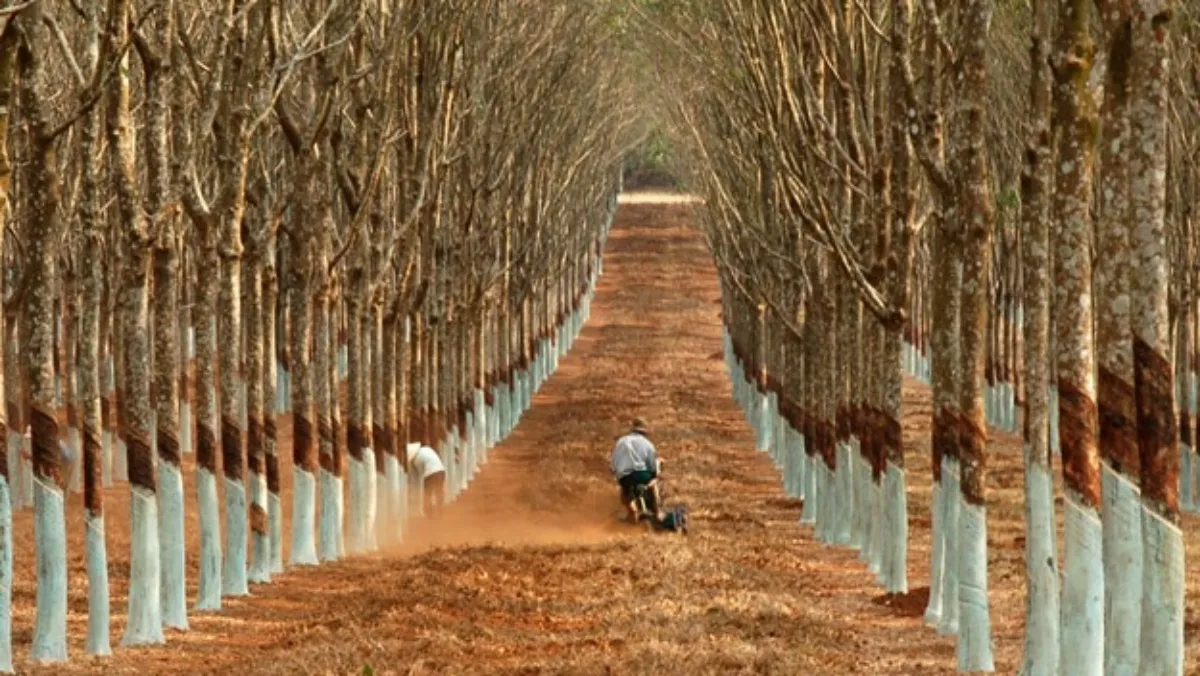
<box><xmin>610</xmin><ymin>417</ymin><xmax>663</xmax><ymax>524</ymax></box>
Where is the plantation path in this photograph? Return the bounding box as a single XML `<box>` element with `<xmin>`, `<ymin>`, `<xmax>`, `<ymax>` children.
<box><xmin>19</xmin><ymin>195</ymin><xmax>1200</xmax><ymax>674</ymax></box>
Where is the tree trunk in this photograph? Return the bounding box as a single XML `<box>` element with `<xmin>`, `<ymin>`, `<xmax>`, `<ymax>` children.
<box><xmin>331</xmin><ymin>292</ymin><xmax>347</xmax><ymax>557</ymax></box>
<box><xmin>75</xmin><ymin>24</ymin><xmax>110</xmax><ymax>654</ymax></box>
<box><xmin>144</xmin><ymin>4</ymin><xmax>186</xmax><ymax>628</ymax></box>
<box><xmin>1053</xmin><ymin>0</ymin><xmax>1103</xmax><ymax>670</ymax></box>
<box><xmin>111</xmin><ymin>287</ymin><xmax>127</xmax><ymax>485</ymax></box>
<box><xmin>1019</xmin><ymin>1</ymin><xmax>1060</xmax><ymax>671</ymax></box>
<box><xmin>5</xmin><ymin>314</ymin><xmax>22</xmax><ymax>511</ymax></box>
<box><xmin>1092</xmin><ymin>4</ymin><xmax>1141</xmax><ymax>670</ymax></box>
<box><xmin>316</xmin><ymin>273</ymin><xmax>342</xmax><ymax>561</ymax></box>
<box><xmin>382</xmin><ymin>305</ymin><xmax>401</xmax><ymax>544</ymax></box>
<box><xmin>218</xmin><ymin>204</ymin><xmax>248</xmax><ymax>598</ymax></box>
<box><xmin>954</xmin><ymin>1</ymin><xmax>996</xmax><ymax>669</ymax></box>
<box><xmin>287</xmin><ymin>218</ymin><xmax>318</xmax><ymax>565</ymax></box>
<box><xmin>0</xmin><ymin>23</ymin><xmax>19</xmax><ymax>669</ymax></box>
<box><xmin>361</xmin><ymin>304</ymin><xmax>376</xmax><ymax>549</ymax></box>
<box><xmin>879</xmin><ymin>0</ymin><xmax>916</xmax><ymax>596</ymax></box>
<box><xmin>24</xmin><ymin>131</ymin><xmax>69</xmax><ymax>655</ymax></box>
<box><xmin>61</xmin><ymin>274</ymin><xmax>79</xmax><ymax>495</ymax></box>
<box><xmin>832</xmin><ymin>281</ymin><xmax>853</xmax><ymax>547</ymax></box>
<box><xmin>1127</xmin><ymin>3</ymin><xmax>1182</xmax><ymax>670</ymax></box>
<box><xmin>262</xmin><ymin>233</ymin><xmax>283</xmax><ymax>574</ymax></box>
<box><xmin>245</xmin><ymin>246</ymin><xmax>269</xmax><ymax>584</ymax></box>
<box><xmin>193</xmin><ymin>237</ymin><xmax>222</xmax><ymax>610</ymax></box>
<box><xmin>95</xmin><ymin>0</ymin><xmax>163</xmax><ymax>646</ymax></box>
<box><xmin>923</xmin><ymin>6</ymin><xmax>958</xmax><ymax>632</ymax></box>
<box><xmin>180</xmin><ymin>248</ymin><xmax>192</xmax><ymax>458</ymax></box>
<box><xmin>345</xmin><ymin>279</ymin><xmax>368</xmax><ymax>552</ymax></box>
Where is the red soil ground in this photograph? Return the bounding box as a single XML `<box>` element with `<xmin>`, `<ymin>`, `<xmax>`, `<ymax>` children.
<box><xmin>9</xmin><ymin>195</ymin><xmax>1200</xmax><ymax>673</ymax></box>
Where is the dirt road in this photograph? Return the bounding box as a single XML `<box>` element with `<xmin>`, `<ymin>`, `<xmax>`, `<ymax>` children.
<box><xmin>19</xmin><ymin>197</ymin><xmax>1200</xmax><ymax>674</ymax></box>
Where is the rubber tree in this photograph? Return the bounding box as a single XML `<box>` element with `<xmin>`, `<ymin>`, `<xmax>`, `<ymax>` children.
<box><xmin>951</xmin><ymin>1</ymin><xmax>996</xmax><ymax>670</ymax></box>
<box><xmin>133</xmin><ymin>0</ymin><xmax>188</xmax><ymax>630</ymax></box>
<box><xmin>1051</xmin><ymin>0</ymin><xmax>1104</xmax><ymax>671</ymax></box>
<box><xmin>100</xmin><ymin>0</ymin><xmax>166</xmax><ymax>647</ymax></box>
<box><xmin>0</xmin><ymin>11</ymin><xmax>20</xmax><ymax>670</ymax></box>
<box><xmin>268</xmin><ymin>0</ymin><xmax>346</xmax><ymax>564</ymax></box>
<box><xmin>176</xmin><ymin>0</ymin><xmax>242</xmax><ymax>609</ymax></box>
<box><xmin>1127</xmin><ymin>1</ymin><xmax>1183</xmax><ymax>671</ymax></box>
<box><xmin>73</xmin><ymin>3</ymin><xmax>111</xmax><ymax>655</ymax></box>
<box><xmin>1018</xmin><ymin>0</ymin><xmax>1060</xmax><ymax>672</ymax></box>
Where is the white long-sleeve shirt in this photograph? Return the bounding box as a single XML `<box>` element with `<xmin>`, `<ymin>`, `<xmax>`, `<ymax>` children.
<box><xmin>406</xmin><ymin>443</ymin><xmax>446</xmax><ymax>479</ymax></box>
<box><xmin>610</xmin><ymin>432</ymin><xmax>658</xmax><ymax>480</ymax></box>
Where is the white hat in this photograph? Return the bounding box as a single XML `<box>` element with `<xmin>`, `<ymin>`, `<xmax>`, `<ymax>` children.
<box><xmin>406</xmin><ymin>443</ymin><xmax>420</xmax><ymax>465</ymax></box>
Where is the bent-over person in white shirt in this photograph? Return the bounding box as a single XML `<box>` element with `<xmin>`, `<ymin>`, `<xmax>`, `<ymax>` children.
<box><xmin>610</xmin><ymin>417</ymin><xmax>662</xmax><ymax>523</ymax></box>
<box><xmin>407</xmin><ymin>443</ymin><xmax>447</xmax><ymax>518</ymax></box>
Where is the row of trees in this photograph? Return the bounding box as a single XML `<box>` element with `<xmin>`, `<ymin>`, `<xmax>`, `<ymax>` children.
<box><xmin>643</xmin><ymin>0</ymin><xmax>1190</xmax><ymax>673</ymax></box>
<box><xmin>0</xmin><ymin>0</ymin><xmax>636</xmax><ymax>668</ymax></box>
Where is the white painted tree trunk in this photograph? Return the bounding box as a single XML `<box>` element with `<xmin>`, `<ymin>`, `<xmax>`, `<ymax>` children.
<box><xmin>800</xmin><ymin>452</ymin><xmax>817</xmax><ymax>525</ymax></box>
<box><xmin>179</xmin><ymin>399</ymin><xmax>192</xmax><ymax>456</ymax></box>
<box><xmin>849</xmin><ymin>441</ymin><xmax>866</xmax><ymax>549</ymax></box>
<box><xmin>512</xmin><ymin>377</ymin><xmax>523</xmax><ymax>428</ymax></box>
<box><xmin>522</xmin><ymin>368</ymin><xmax>533</xmax><ymax>415</ymax></box>
<box><xmin>794</xmin><ymin>430</ymin><xmax>807</xmax><ymax>502</ymax></box>
<box><xmin>385</xmin><ymin>453</ymin><xmax>403</xmax><ymax>543</ymax></box>
<box><xmin>755</xmin><ymin>393</ymin><xmax>771</xmax><ymax>451</ymax></box>
<box><xmin>291</xmin><ymin>466</ymin><xmax>318</xmax><ymax>565</ymax></box>
<box><xmin>861</xmin><ymin>465</ymin><xmax>878</xmax><ymax>567</ymax></box>
<box><xmin>1102</xmin><ymin>463</ymin><xmax>1141</xmax><ymax>675</ymax></box>
<box><xmin>782</xmin><ymin>426</ymin><xmax>798</xmax><ymax>497</ymax></box>
<box><xmin>0</xmin><ymin>479</ymin><xmax>12</xmax><ymax>667</ymax></box>
<box><xmin>867</xmin><ymin>477</ymin><xmax>884</xmax><ymax>576</ymax></box>
<box><xmin>346</xmin><ymin>457</ymin><xmax>361</xmax><ymax>553</ymax></box>
<box><xmin>1060</xmin><ymin>491</ymin><xmax>1103</xmax><ymax>675</ymax></box>
<box><xmin>881</xmin><ymin>462</ymin><xmax>908</xmax><ymax>594</ymax></box>
<box><xmin>938</xmin><ymin>457</ymin><xmax>960</xmax><ymax>636</ymax></box>
<box><xmin>1138</xmin><ymin>508</ymin><xmax>1184</xmax><ymax>675</ymax></box>
<box><xmin>113</xmin><ymin>431</ymin><xmax>128</xmax><ymax>483</ymax></box>
<box><xmin>815</xmin><ymin>461</ymin><xmax>832</xmax><ymax>543</ymax></box>
<box><xmin>194</xmin><ymin>467</ymin><xmax>222</xmax><ymax>610</ymax></box>
<box><xmin>464</xmin><ymin>412</ymin><xmax>477</xmax><ymax>485</ymax></box>
<box><xmin>769</xmin><ymin>396</ymin><xmax>781</xmax><ymax>466</ymax></box>
<box><xmin>158</xmin><ymin>462</ymin><xmax>187</xmax><ymax>628</ymax></box>
<box><xmin>277</xmin><ymin>365</ymin><xmax>288</xmax><ymax>416</ymax></box>
<box><xmin>474</xmin><ymin>389</ymin><xmax>488</xmax><ymax>465</ymax></box>
<box><xmin>957</xmin><ymin>498</ymin><xmax>994</xmax><ymax>672</ymax></box>
<box><xmin>1021</xmin><ymin>455</ymin><xmax>1059</xmax><ymax>676</ymax></box>
<box><xmin>1125</xmin><ymin>5</ymin><xmax>1184</xmax><ymax>669</ymax></box>
<box><xmin>924</xmin><ymin>479</ymin><xmax>945</xmax><ymax>626</ymax></box>
<box><xmin>269</xmin><ymin>490</ymin><xmax>283</xmax><ymax>573</ymax></box>
<box><xmin>489</xmin><ymin>385</ymin><xmax>501</xmax><ymax>447</ymax></box>
<box><xmin>248</xmin><ymin>470</ymin><xmax>270</xmax><ymax>584</ymax></box>
<box><xmin>363</xmin><ymin>448</ymin><xmax>377</xmax><ymax>551</ymax></box>
<box><xmin>834</xmin><ymin>442</ymin><xmax>852</xmax><ymax>545</ymax></box>
<box><xmin>497</xmin><ymin>384</ymin><xmax>510</xmax><ymax>440</ymax></box>
<box><xmin>221</xmin><ymin>474</ymin><xmax>249</xmax><ymax>597</ymax></box>
<box><xmin>121</xmin><ymin>486</ymin><xmax>164</xmax><ymax>646</ymax></box>
<box><xmin>319</xmin><ymin>468</ymin><xmax>341</xmax><ymax>563</ymax></box>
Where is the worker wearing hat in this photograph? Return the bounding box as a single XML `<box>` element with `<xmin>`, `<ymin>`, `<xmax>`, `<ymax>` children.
<box><xmin>610</xmin><ymin>416</ymin><xmax>662</xmax><ymax>523</ymax></box>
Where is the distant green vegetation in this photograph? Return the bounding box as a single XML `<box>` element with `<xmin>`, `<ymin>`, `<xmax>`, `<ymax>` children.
<box><xmin>623</xmin><ymin>130</ymin><xmax>685</xmax><ymax>191</ymax></box>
